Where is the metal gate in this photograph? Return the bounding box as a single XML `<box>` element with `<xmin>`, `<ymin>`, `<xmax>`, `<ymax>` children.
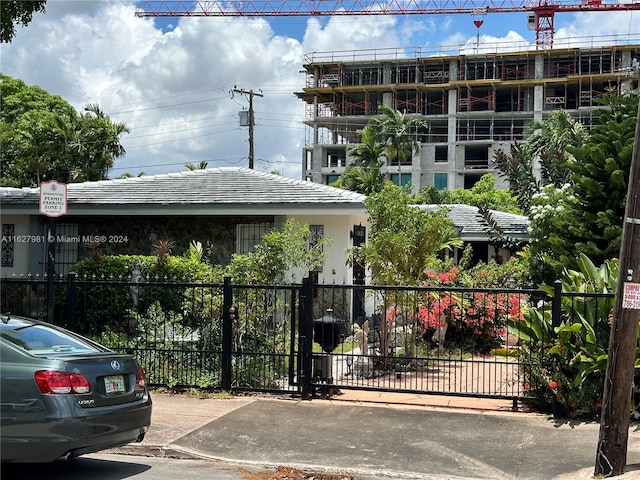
<box><xmin>0</xmin><ymin>274</ymin><xmax>550</xmax><ymax>405</ymax></box>
<box><xmin>306</xmin><ymin>281</ymin><xmax>545</xmax><ymax>407</ymax></box>
<box><xmin>224</xmin><ymin>279</ymin><xmax>305</xmax><ymax>395</ymax></box>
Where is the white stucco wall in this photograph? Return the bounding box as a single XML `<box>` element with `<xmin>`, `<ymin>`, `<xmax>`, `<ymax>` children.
<box><xmin>290</xmin><ymin>213</ymin><xmax>368</xmax><ymax>285</ymax></box>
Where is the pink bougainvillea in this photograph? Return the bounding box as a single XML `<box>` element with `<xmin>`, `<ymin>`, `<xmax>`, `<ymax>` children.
<box><xmin>384</xmin><ymin>266</ymin><xmax>527</xmax><ymax>345</ymax></box>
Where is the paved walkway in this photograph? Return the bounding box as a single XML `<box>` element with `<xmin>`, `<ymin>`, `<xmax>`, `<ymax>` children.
<box><xmin>110</xmin><ymin>390</ymin><xmax>640</xmax><ymax>480</ymax></box>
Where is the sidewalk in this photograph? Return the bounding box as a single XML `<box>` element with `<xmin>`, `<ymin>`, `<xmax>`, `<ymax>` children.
<box><xmin>110</xmin><ymin>390</ymin><xmax>640</xmax><ymax>480</ymax></box>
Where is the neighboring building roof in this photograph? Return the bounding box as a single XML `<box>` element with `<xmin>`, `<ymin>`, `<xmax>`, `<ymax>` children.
<box><xmin>0</xmin><ymin>167</ymin><xmax>368</xmax><ymax>216</ymax></box>
<box><xmin>419</xmin><ymin>204</ymin><xmax>529</xmax><ymax>242</ymax></box>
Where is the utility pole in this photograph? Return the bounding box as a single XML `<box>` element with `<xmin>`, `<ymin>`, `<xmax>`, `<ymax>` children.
<box><xmin>231</xmin><ymin>87</ymin><xmax>263</xmax><ymax>169</ymax></box>
<box><xmin>595</xmin><ymin>60</ymin><xmax>640</xmax><ymax>478</ymax></box>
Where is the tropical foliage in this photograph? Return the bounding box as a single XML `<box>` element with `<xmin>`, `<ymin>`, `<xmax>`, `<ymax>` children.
<box><xmin>332</xmin><ymin>126</ymin><xmax>385</xmax><ymax>194</ymax></box>
<box><xmin>332</xmin><ymin>105</ymin><xmax>424</xmax><ymax>194</ymax></box>
<box><xmin>492</xmin><ymin>141</ymin><xmax>539</xmax><ymax>215</ymax></box>
<box><xmin>0</xmin><ymin>0</ymin><xmax>46</xmax><ymax>43</ymax></box>
<box><xmin>350</xmin><ymin>182</ymin><xmax>462</xmax><ymax>286</ymax></box>
<box><xmin>1</xmin><ymin>75</ymin><xmax>129</xmax><ymax>187</ymax></box>
<box><xmin>415</xmin><ymin>174</ymin><xmax>521</xmax><ymax>214</ymax></box>
<box><xmin>510</xmin><ymin>254</ymin><xmax>621</xmax><ymax>419</ymax></box>
<box><xmin>494</xmin><ymin>94</ymin><xmax>637</xmax><ymax>282</ymax></box>
<box><xmin>227</xmin><ymin>219</ymin><xmax>331</xmax><ymax>284</ymax></box>
<box><xmin>526</xmin><ymin>109</ymin><xmax>589</xmax><ymax>187</ymax></box>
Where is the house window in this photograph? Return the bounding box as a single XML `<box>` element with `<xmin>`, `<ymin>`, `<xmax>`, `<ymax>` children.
<box><xmin>309</xmin><ymin>225</ymin><xmax>324</xmax><ymax>273</ymax></box>
<box><xmin>2</xmin><ymin>224</ymin><xmax>15</xmax><ymax>267</ymax></box>
<box><xmin>390</xmin><ymin>173</ymin><xmax>412</xmax><ymax>187</ymax></box>
<box><xmin>236</xmin><ymin>223</ymin><xmax>274</xmax><ymax>254</ymax></box>
<box><xmin>434</xmin><ymin>173</ymin><xmax>448</xmax><ymax>190</ymax></box>
<box><xmin>309</xmin><ymin>225</ymin><xmax>324</xmax><ymax>249</ymax></box>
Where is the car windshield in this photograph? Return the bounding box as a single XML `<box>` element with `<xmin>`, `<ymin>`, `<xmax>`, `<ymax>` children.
<box><xmin>0</xmin><ymin>319</ymin><xmax>102</xmax><ymax>356</ymax></box>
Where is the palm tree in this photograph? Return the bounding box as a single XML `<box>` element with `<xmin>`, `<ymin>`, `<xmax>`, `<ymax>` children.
<box><xmin>73</xmin><ymin>104</ymin><xmax>129</xmax><ymax>181</ymax></box>
<box><xmin>333</xmin><ymin>126</ymin><xmax>386</xmax><ymax>194</ymax></box>
<box><xmin>492</xmin><ymin>141</ymin><xmax>539</xmax><ymax>214</ymax></box>
<box><xmin>185</xmin><ymin>161</ymin><xmax>209</xmax><ymax>171</ymax></box>
<box><xmin>525</xmin><ymin>109</ymin><xmax>588</xmax><ymax>187</ymax></box>
<box><xmin>369</xmin><ymin>104</ymin><xmax>424</xmax><ymax>166</ymax></box>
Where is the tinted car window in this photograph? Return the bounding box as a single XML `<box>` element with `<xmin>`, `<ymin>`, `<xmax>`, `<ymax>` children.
<box><xmin>0</xmin><ymin>320</ymin><xmax>102</xmax><ymax>356</ymax></box>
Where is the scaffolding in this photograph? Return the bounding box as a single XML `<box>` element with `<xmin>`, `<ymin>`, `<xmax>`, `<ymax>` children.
<box><xmin>295</xmin><ymin>42</ymin><xmax>640</xmax><ymax>188</ymax></box>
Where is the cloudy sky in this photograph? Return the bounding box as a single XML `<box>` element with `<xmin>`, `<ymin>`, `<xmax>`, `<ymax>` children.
<box><xmin>1</xmin><ymin>1</ymin><xmax>638</xmax><ymax>179</ymax></box>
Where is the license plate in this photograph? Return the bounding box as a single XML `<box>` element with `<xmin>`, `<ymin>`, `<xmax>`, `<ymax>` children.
<box><xmin>105</xmin><ymin>375</ymin><xmax>125</xmax><ymax>395</ymax></box>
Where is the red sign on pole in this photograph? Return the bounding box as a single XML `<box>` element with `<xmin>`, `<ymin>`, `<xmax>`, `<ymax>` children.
<box><xmin>622</xmin><ymin>282</ymin><xmax>640</xmax><ymax>310</ymax></box>
<box><xmin>39</xmin><ymin>180</ymin><xmax>68</xmax><ymax>217</ymax></box>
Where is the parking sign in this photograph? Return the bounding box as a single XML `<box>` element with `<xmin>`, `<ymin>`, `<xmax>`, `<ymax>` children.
<box><xmin>39</xmin><ymin>181</ymin><xmax>67</xmax><ymax>217</ymax></box>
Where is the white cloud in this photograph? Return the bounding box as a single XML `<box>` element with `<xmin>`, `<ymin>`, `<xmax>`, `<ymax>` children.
<box><xmin>554</xmin><ymin>11</ymin><xmax>639</xmax><ymax>45</ymax></box>
<box><xmin>0</xmin><ymin>2</ymin><xmax>638</xmax><ymax>180</ymax></box>
<box><xmin>302</xmin><ymin>15</ymin><xmax>400</xmax><ymax>52</ymax></box>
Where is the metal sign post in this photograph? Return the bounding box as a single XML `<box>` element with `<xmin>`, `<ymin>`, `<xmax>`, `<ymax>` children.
<box><xmin>39</xmin><ymin>181</ymin><xmax>67</xmax><ymax>324</ymax></box>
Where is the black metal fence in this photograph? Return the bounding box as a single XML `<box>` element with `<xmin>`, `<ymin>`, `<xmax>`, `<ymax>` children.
<box><xmin>0</xmin><ymin>274</ymin><xmax>615</xmax><ymax>406</ymax></box>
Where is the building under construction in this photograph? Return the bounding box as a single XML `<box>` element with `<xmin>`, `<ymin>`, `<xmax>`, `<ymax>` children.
<box><xmin>296</xmin><ymin>37</ymin><xmax>640</xmax><ymax>190</ymax></box>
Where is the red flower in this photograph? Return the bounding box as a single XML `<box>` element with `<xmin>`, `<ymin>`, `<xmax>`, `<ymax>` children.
<box><xmin>548</xmin><ymin>380</ymin><xmax>560</xmax><ymax>389</ymax></box>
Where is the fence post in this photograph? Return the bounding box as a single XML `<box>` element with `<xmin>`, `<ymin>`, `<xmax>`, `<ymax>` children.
<box><xmin>551</xmin><ymin>279</ymin><xmax>562</xmax><ymax>328</ymax></box>
<box><xmin>300</xmin><ymin>276</ymin><xmax>315</xmax><ymax>399</ymax></box>
<box><xmin>66</xmin><ymin>272</ymin><xmax>77</xmax><ymax>331</ymax></box>
<box><xmin>221</xmin><ymin>275</ymin><xmax>233</xmax><ymax>391</ymax></box>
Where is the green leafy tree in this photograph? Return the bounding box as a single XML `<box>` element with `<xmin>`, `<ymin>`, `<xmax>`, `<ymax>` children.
<box><xmin>333</xmin><ymin>126</ymin><xmax>385</xmax><ymax>194</ymax></box>
<box><xmin>492</xmin><ymin>141</ymin><xmax>538</xmax><ymax>214</ymax></box>
<box><xmin>493</xmin><ymin>110</ymin><xmax>588</xmax><ymax>213</ymax></box>
<box><xmin>351</xmin><ymin>182</ymin><xmax>462</xmax><ymax>286</ymax></box>
<box><xmin>495</xmin><ymin>94</ymin><xmax>635</xmax><ymax>281</ymax></box>
<box><xmin>562</xmin><ymin>93</ymin><xmax>637</xmax><ymax>268</ymax></box>
<box><xmin>527</xmin><ymin>93</ymin><xmax>636</xmax><ymax>280</ymax></box>
<box><xmin>526</xmin><ymin>109</ymin><xmax>589</xmax><ymax>187</ymax></box>
<box><xmin>69</xmin><ymin>104</ymin><xmax>129</xmax><ymax>182</ymax></box>
<box><xmin>528</xmin><ymin>184</ymin><xmax>580</xmax><ymax>281</ymax></box>
<box><xmin>186</xmin><ymin>161</ymin><xmax>209</xmax><ymax>171</ymax></box>
<box><xmin>413</xmin><ymin>185</ymin><xmax>445</xmax><ymax>204</ymax></box>
<box><xmin>438</xmin><ymin>174</ymin><xmax>521</xmax><ymax>214</ymax></box>
<box><xmin>227</xmin><ymin>219</ymin><xmax>331</xmax><ymax>284</ymax></box>
<box><xmin>119</xmin><ymin>171</ymin><xmax>146</xmax><ymax>178</ymax></box>
<box><xmin>1</xmin><ymin>0</ymin><xmax>46</xmax><ymax>43</ymax></box>
<box><xmin>1</xmin><ymin>75</ymin><xmax>129</xmax><ymax>186</ymax></box>
<box><xmin>333</xmin><ymin>105</ymin><xmax>424</xmax><ymax>194</ymax></box>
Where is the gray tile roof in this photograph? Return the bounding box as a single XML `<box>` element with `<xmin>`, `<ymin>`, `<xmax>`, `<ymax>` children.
<box><xmin>1</xmin><ymin>169</ymin><xmax>529</xmax><ymax>240</ymax></box>
<box><xmin>1</xmin><ymin>168</ymin><xmax>367</xmax><ymax>215</ymax></box>
<box><xmin>420</xmin><ymin>204</ymin><xmax>529</xmax><ymax>240</ymax></box>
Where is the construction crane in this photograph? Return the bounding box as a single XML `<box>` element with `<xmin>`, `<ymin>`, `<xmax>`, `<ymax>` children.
<box><xmin>135</xmin><ymin>0</ymin><xmax>640</xmax><ymax>49</ymax></box>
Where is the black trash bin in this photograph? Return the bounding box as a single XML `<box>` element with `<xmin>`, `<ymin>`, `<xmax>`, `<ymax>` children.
<box><xmin>313</xmin><ymin>309</ymin><xmax>347</xmax><ymax>382</ymax></box>
<box><xmin>314</xmin><ymin>308</ymin><xmax>346</xmax><ymax>354</ymax></box>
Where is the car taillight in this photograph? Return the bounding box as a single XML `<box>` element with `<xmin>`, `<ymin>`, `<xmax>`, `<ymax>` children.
<box><xmin>34</xmin><ymin>370</ymin><xmax>91</xmax><ymax>395</ymax></box>
<box><xmin>135</xmin><ymin>365</ymin><xmax>146</xmax><ymax>391</ymax></box>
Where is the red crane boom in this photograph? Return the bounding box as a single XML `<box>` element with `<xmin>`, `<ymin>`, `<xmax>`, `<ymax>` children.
<box><xmin>135</xmin><ymin>0</ymin><xmax>640</xmax><ymax>48</ymax></box>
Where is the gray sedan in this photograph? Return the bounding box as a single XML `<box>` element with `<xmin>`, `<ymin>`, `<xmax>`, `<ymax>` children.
<box><xmin>1</xmin><ymin>314</ymin><xmax>152</xmax><ymax>463</ymax></box>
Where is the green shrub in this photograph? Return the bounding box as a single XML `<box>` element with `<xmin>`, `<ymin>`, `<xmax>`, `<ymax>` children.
<box><xmin>511</xmin><ymin>254</ymin><xmax>620</xmax><ymax>419</ymax></box>
<box><xmin>70</xmin><ymin>254</ymin><xmax>220</xmax><ymax>334</ymax></box>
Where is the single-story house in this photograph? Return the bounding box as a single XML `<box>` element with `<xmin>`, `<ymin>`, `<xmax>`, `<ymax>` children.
<box><xmin>419</xmin><ymin>204</ymin><xmax>530</xmax><ymax>266</ymax></box>
<box><xmin>1</xmin><ymin>167</ymin><xmax>529</xmax><ymax>283</ymax></box>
